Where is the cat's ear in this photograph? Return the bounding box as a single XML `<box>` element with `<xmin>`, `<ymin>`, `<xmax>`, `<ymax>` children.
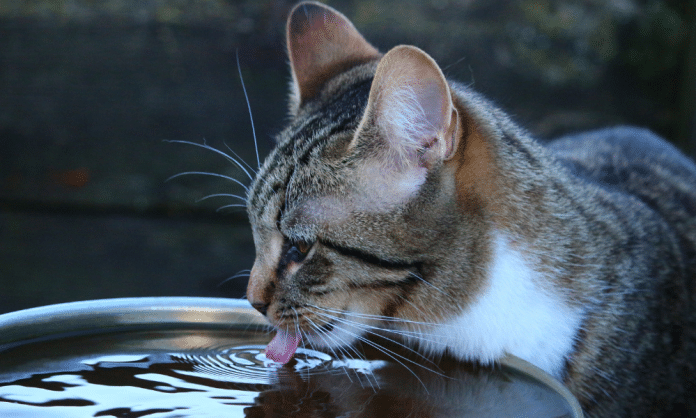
<box><xmin>357</xmin><ymin>45</ymin><xmax>460</xmax><ymax>168</ymax></box>
<box><xmin>286</xmin><ymin>1</ymin><xmax>380</xmax><ymax>108</ymax></box>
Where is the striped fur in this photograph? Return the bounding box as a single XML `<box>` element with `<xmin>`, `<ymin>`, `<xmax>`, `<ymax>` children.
<box><xmin>244</xmin><ymin>2</ymin><xmax>696</xmax><ymax>417</ymax></box>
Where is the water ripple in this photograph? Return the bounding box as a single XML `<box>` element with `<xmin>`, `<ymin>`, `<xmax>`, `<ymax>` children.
<box><xmin>171</xmin><ymin>345</ymin><xmax>334</xmax><ymax>386</ymax></box>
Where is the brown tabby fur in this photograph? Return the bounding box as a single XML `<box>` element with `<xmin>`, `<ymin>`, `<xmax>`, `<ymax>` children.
<box><xmin>244</xmin><ymin>2</ymin><xmax>696</xmax><ymax>416</ymax></box>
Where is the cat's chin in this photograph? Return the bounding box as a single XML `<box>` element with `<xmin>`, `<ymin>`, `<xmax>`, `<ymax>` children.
<box><xmin>300</xmin><ymin>313</ymin><xmax>373</xmax><ymax>353</ymax></box>
<box><xmin>303</xmin><ymin>328</ymin><xmax>361</xmax><ymax>352</ymax></box>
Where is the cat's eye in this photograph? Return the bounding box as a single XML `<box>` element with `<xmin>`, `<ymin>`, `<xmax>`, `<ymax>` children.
<box><xmin>295</xmin><ymin>240</ymin><xmax>312</xmax><ymax>255</ymax></box>
<box><xmin>286</xmin><ymin>240</ymin><xmax>313</xmax><ymax>263</ymax></box>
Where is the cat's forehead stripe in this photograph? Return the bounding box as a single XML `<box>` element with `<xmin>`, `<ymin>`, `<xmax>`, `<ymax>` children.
<box><xmin>248</xmin><ymin>78</ymin><xmax>372</xmax><ymax>218</ymax></box>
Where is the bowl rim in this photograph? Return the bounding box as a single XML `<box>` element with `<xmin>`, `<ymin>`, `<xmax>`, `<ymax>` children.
<box><xmin>0</xmin><ymin>297</ymin><xmax>268</xmax><ymax>348</ymax></box>
<box><xmin>0</xmin><ymin>296</ymin><xmax>583</xmax><ymax>417</ymax></box>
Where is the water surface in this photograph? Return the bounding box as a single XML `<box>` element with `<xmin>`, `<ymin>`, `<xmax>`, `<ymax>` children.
<box><xmin>0</xmin><ymin>328</ymin><xmax>574</xmax><ymax>417</ymax></box>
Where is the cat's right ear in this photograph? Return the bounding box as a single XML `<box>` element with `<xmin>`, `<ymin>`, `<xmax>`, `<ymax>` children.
<box><xmin>286</xmin><ymin>1</ymin><xmax>381</xmax><ymax>112</ymax></box>
<box><xmin>346</xmin><ymin>45</ymin><xmax>462</xmax><ymax>210</ymax></box>
<box><xmin>356</xmin><ymin>45</ymin><xmax>461</xmax><ymax>169</ymax></box>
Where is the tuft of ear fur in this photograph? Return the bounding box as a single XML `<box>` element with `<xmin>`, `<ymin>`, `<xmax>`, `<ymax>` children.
<box><xmin>348</xmin><ymin>45</ymin><xmax>461</xmax><ymax>210</ymax></box>
<box><xmin>286</xmin><ymin>1</ymin><xmax>381</xmax><ymax>110</ymax></box>
<box><xmin>357</xmin><ymin>45</ymin><xmax>460</xmax><ymax>170</ymax></box>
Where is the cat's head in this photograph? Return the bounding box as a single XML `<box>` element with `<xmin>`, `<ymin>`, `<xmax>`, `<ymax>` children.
<box><xmin>245</xmin><ymin>1</ymin><xmax>494</xmax><ymax>356</ymax></box>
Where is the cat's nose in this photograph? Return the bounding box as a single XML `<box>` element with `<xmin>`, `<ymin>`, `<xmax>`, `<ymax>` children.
<box><xmin>251</xmin><ymin>301</ymin><xmax>269</xmax><ymax>316</ymax></box>
<box><xmin>247</xmin><ymin>263</ymin><xmax>274</xmax><ymax>317</ymax></box>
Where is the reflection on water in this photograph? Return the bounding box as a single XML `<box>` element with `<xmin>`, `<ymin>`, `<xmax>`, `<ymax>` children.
<box><xmin>0</xmin><ymin>329</ymin><xmax>573</xmax><ymax>417</ymax></box>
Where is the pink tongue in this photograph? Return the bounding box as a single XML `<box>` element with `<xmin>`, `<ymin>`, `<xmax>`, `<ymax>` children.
<box><xmin>265</xmin><ymin>329</ymin><xmax>301</xmax><ymax>364</ymax></box>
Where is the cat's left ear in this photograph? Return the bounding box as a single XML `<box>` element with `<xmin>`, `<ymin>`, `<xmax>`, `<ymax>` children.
<box><xmin>356</xmin><ymin>45</ymin><xmax>460</xmax><ymax>168</ymax></box>
<box><xmin>286</xmin><ymin>1</ymin><xmax>381</xmax><ymax>110</ymax></box>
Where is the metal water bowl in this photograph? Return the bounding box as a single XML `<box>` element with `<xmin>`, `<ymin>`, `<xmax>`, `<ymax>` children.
<box><xmin>0</xmin><ymin>297</ymin><xmax>583</xmax><ymax>417</ymax></box>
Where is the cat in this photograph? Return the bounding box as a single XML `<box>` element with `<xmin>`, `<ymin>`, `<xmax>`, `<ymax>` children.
<box><xmin>242</xmin><ymin>1</ymin><xmax>696</xmax><ymax>416</ymax></box>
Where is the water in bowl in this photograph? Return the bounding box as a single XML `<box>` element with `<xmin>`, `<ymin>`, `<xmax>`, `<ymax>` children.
<box><xmin>0</xmin><ymin>327</ymin><xmax>575</xmax><ymax>417</ymax></box>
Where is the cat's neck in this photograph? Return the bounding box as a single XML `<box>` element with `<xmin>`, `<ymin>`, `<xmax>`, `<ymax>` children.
<box><xmin>409</xmin><ymin>232</ymin><xmax>585</xmax><ymax>378</ymax></box>
<box><xmin>449</xmin><ymin>85</ymin><xmax>604</xmax><ymax>288</ymax></box>
<box><xmin>406</xmin><ymin>87</ymin><xmax>611</xmax><ymax>376</ymax></box>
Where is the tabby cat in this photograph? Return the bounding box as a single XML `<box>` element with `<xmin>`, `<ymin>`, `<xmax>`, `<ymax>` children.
<box><xmin>243</xmin><ymin>2</ymin><xmax>696</xmax><ymax>416</ymax></box>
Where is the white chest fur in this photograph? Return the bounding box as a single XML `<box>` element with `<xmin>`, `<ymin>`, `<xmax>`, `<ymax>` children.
<box><xmin>413</xmin><ymin>234</ymin><xmax>584</xmax><ymax>378</ymax></box>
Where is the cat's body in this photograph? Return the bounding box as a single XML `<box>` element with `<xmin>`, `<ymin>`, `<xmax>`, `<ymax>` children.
<box><xmin>244</xmin><ymin>2</ymin><xmax>696</xmax><ymax>416</ymax></box>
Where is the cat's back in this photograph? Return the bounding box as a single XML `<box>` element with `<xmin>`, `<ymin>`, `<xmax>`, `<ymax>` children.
<box><xmin>546</xmin><ymin>127</ymin><xmax>696</xmax><ymax>415</ymax></box>
<box><xmin>547</xmin><ymin>126</ymin><xmax>696</xmax><ymax>249</ymax></box>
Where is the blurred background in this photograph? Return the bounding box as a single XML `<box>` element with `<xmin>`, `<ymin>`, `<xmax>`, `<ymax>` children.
<box><xmin>0</xmin><ymin>0</ymin><xmax>694</xmax><ymax>314</ymax></box>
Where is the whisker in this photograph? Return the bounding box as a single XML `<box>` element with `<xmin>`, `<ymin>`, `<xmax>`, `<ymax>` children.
<box><xmin>166</xmin><ymin>171</ymin><xmax>249</xmax><ymax>192</ymax></box>
<box><xmin>310</xmin><ymin>308</ymin><xmax>444</xmax><ymax>370</ymax></box>
<box><xmin>305</xmin><ymin>317</ymin><xmax>350</xmax><ymax>364</ymax></box>
<box><xmin>196</xmin><ymin>193</ymin><xmax>248</xmax><ymax>203</ymax></box>
<box><xmin>304</xmin><ymin>314</ymin><xmax>346</xmax><ymax>353</ymax></box>
<box><xmin>218</xmin><ymin>270</ymin><xmax>251</xmax><ymax>287</ymax></box>
<box><xmin>165</xmin><ymin>139</ymin><xmax>255</xmax><ymax>181</ymax></box>
<box><xmin>330</xmin><ymin>330</ymin><xmax>369</xmax><ymax>365</ymax></box>
<box><xmin>304</xmin><ymin>316</ymin><xmax>379</xmax><ymax>390</ymax></box>
<box><xmin>409</xmin><ymin>271</ymin><xmax>449</xmax><ymax>296</ymax></box>
<box><xmin>320</xmin><ymin>322</ymin><xmax>433</xmax><ymax>392</ymax></box>
<box><xmin>223</xmin><ymin>141</ymin><xmax>257</xmax><ymax>174</ymax></box>
<box><xmin>235</xmin><ymin>50</ymin><xmax>260</xmax><ymax>170</ymax></box>
<box><xmin>310</xmin><ymin>304</ymin><xmax>443</xmax><ymax>328</ymax></box>
<box><xmin>321</xmin><ymin>311</ymin><xmax>429</xmax><ymax>340</ymax></box>
<box><xmin>396</xmin><ymin>295</ymin><xmax>437</xmax><ymax>328</ymax></box>
<box><xmin>440</xmin><ymin>55</ymin><xmax>468</xmax><ymax>72</ymax></box>
<box><xmin>354</xmin><ymin>317</ymin><xmax>438</xmax><ymax>344</ymax></box>
<box><xmin>216</xmin><ymin>203</ymin><xmax>248</xmax><ymax>212</ymax></box>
